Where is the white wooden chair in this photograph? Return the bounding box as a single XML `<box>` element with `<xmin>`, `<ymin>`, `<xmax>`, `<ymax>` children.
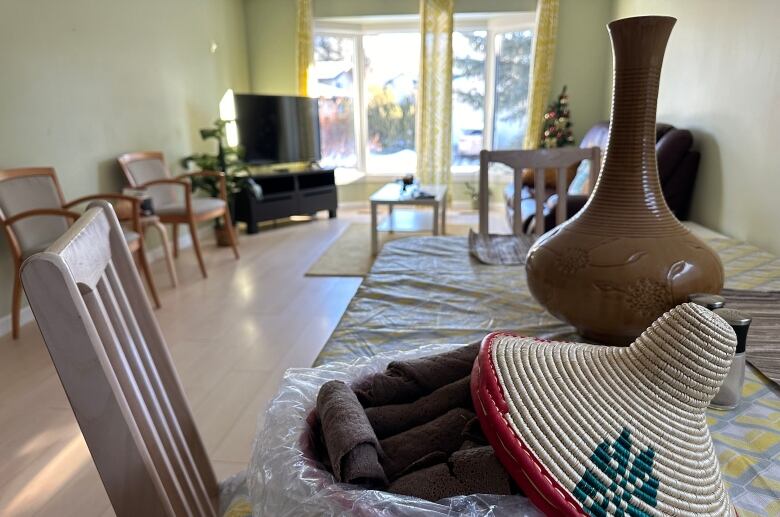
<box><xmin>21</xmin><ymin>201</ymin><xmax>246</xmax><ymax>516</ymax></box>
<box><xmin>478</xmin><ymin>147</ymin><xmax>600</xmax><ymax>236</ymax></box>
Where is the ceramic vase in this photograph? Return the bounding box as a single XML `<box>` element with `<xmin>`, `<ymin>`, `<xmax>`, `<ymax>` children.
<box><xmin>525</xmin><ymin>16</ymin><xmax>724</xmax><ymax>345</ymax></box>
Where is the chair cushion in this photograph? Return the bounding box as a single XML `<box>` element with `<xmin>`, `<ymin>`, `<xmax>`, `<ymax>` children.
<box><xmin>156</xmin><ymin>197</ymin><xmax>226</xmax><ymax>217</ymax></box>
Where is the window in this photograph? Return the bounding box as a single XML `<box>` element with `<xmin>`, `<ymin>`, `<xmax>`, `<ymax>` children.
<box><xmin>313</xmin><ymin>15</ymin><xmax>533</xmax><ymax>175</ymax></box>
<box><xmin>313</xmin><ymin>35</ymin><xmax>358</xmax><ymax>168</ymax></box>
<box><xmin>492</xmin><ymin>30</ymin><xmax>533</xmax><ymax>150</ymax></box>
<box><xmin>363</xmin><ymin>33</ymin><xmax>420</xmax><ymax>174</ymax></box>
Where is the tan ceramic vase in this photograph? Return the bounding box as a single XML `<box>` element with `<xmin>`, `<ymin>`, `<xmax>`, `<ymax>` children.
<box><xmin>525</xmin><ymin>16</ymin><xmax>724</xmax><ymax>345</ymax></box>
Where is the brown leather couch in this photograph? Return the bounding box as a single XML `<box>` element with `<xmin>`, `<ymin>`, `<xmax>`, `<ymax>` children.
<box><xmin>504</xmin><ymin>121</ymin><xmax>701</xmax><ymax>233</ymax></box>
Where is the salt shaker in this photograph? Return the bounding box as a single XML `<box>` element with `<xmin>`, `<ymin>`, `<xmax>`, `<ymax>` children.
<box><xmin>688</xmin><ymin>293</ymin><xmax>725</xmax><ymax>310</ymax></box>
<box><xmin>710</xmin><ymin>308</ymin><xmax>751</xmax><ymax>410</ymax></box>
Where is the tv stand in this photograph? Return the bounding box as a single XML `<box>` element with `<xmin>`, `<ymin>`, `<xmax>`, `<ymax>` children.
<box><xmin>234</xmin><ymin>168</ymin><xmax>338</xmax><ymax>234</ymax></box>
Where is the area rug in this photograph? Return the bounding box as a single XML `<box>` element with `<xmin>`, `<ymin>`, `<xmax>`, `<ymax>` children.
<box><xmin>306</xmin><ymin>223</ymin><xmax>472</xmax><ymax>277</ymax></box>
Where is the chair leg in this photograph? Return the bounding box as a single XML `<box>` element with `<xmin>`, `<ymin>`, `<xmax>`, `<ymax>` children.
<box><xmin>222</xmin><ymin>210</ymin><xmax>240</xmax><ymax>260</ymax></box>
<box><xmin>136</xmin><ymin>245</ymin><xmax>161</xmax><ymax>309</ymax></box>
<box><xmin>172</xmin><ymin>224</ymin><xmax>179</xmax><ymax>258</ymax></box>
<box><xmin>188</xmin><ymin>219</ymin><xmax>208</xmax><ymax>278</ymax></box>
<box><xmin>12</xmin><ymin>268</ymin><xmax>22</xmax><ymax>339</ymax></box>
<box><xmin>149</xmin><ymin>219</ymin><xmax>177</xmax><ymax>287</ymax></box>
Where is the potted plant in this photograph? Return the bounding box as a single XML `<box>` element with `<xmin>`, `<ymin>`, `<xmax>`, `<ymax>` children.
<box><xmin>181</xmin><ymin>120</ymin><xmax>261</xmax><ymax>246</ymax></box>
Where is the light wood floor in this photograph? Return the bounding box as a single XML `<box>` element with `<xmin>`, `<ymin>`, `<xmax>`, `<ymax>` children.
<box><xmin>0</xmin><ymin>205</ymin><xmax>506</xmax><ymax>516</ymax></box>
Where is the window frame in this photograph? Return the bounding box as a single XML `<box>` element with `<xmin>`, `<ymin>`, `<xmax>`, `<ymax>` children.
<box><xmin>314</xmin><ymin>12</ymin><xmax>535</xmax><ymax>176</ymax></box>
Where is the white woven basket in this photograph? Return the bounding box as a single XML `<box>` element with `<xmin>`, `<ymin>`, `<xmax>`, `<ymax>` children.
<box><xmin>478</xmin><ymin>303</ymin><xmax>737</xmax><ymax>517</ymax></box>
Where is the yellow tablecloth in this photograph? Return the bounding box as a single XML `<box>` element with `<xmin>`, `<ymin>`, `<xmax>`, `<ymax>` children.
<box><xmin>315</xmin><ymin>222</ymin><xmax>780</xmax><ymax>515</ymax></box>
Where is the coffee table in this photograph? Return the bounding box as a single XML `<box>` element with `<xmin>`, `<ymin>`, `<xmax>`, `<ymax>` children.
<box><xmin>369</xmin><ymin>183</ymin><xmax>447</xmax><ymax>255</ymax></box>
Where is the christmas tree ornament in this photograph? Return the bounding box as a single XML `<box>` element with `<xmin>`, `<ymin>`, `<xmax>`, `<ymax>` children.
<box><xmin>539</xmin><ymin>86</ymin><xmax>574</xmax><ymax>149</ymax></box>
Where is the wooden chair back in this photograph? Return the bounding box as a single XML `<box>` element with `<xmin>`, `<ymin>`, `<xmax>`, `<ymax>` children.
<box><xmin>117</xmin><ymin>152</ymin><xmax>178</xmax><ymax>208</ymax></box>
<box><xmin>478</xmin><ymin>147</ymin><xmax>601</xmax><ymax>236</ymax></box>
<box><xmin>21</xmin><ymin>201</ymin><xmax>219</xmax><ymax>516</ymax></box>
<box><xmin>0</xmin><ymin>167</ymin><xmax>70</xmax><ymax>255</ymax></box>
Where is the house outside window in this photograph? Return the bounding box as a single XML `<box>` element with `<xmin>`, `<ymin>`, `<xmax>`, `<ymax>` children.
<box><xmin>312</xmin><ymin>13</ymin><xmax>534</xmax><ymax>176</ymax></box>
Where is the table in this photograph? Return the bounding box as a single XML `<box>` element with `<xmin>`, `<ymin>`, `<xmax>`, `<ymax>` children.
<box><xmin>314</xmin><ymin>222</ymin><xmax>780</xmax><ymax>515</ymax></box>
<box><xmin>369</xmin><ymin>183</ymin><xmax>447</xmax><ymax>255</ymax></box>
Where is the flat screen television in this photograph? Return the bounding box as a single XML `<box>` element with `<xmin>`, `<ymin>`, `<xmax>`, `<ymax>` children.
<box><xmin>233</xmin><ymin>94</ymin><xmax>321</xmax><ymax>165</ymax></box>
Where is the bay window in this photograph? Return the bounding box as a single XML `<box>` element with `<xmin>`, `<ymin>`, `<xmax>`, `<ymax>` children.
<box><xmin>313</xmin><ymin>14</ymin><xmax>534</xmax><ymax>175</ymax></box>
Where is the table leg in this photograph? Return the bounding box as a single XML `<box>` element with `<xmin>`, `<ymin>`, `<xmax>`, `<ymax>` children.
<box><xmin>441</xmin><ymin>200</ymin><xmax>447</xmax><ymax>236</ymax></box>
<box><xmin>433</xmin><ymin>204</ymin><xmax>440</xmax><ymax>236</ymax></box>
<box><xmin>388</xmin><ymin>204</ymin><xmax>394</xmax><ymax>233</ymax></box>
<box><xmin>371</xmin><ymin>202</ymin><xmax>378</xmax><ymax>255</ymax></box>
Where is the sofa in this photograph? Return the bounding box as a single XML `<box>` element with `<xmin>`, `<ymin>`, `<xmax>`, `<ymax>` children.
<box><xmin>504</xmin><ymin>121</ymin><xmax>701</xmax><ymax>234</ymax></box>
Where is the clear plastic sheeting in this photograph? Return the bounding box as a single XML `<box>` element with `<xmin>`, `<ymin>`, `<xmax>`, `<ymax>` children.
<box><xmin>248</xmin><ymin>343</ymin><xmax>542</xmax><ymax>517</ymax></box>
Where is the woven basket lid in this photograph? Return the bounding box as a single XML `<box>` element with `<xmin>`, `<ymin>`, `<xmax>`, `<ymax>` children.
<box><xmin>471</xmin><ymin>303</ymin><xmax>737</xmax><ymax>516</ymax></box>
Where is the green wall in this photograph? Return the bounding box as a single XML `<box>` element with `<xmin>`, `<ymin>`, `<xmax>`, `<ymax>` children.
<box><xmin>244</xmin><ymin>0</ymin><xmax>299</xmax><ymax>95</ymax></box>
<box><xmin>608</xmin><ymin>0</ymin><xmax>780</xmax><ymax>254</ymax></box>
<box><xmin>0</xmin><ymin>0</ymin><xmax>250</xmax><ymax>321</ymax></box>
<box><xmin>552</xmin><ymin>0</ymin><xmax>612</xmax><ymax>143</ymax></box>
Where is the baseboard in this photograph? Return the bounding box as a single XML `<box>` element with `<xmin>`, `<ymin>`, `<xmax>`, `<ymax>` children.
<box><xmin>0</xmin><ymin>305</ymin><xmax>34</xmax><ymax>338</ymax></box>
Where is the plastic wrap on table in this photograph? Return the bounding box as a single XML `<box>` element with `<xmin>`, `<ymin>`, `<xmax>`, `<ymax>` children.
<box><xmin>248</xmin><ymin>343</ymin><xmax>542</xmax><ymax>517</ymax></box>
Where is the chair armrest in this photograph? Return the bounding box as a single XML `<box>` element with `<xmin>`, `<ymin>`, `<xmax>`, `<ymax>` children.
<box><xmin>137</xmin><ymin>179</ymin><xmax>192</xmax><ymax>212</ymax></box>
<box><xmin>64</xmin><ymin>194</ymin><xmax>141</xmax><ymax>230</ymax></box>
<box><xmin>178</xmin><ymin>170</ymin><xmax>227</xmax><ymax>201</ymax></box>
<box><xmin>64</xmin><ymin>193</ymin><xmax>139</xmax><ymax>207</ymax></box>
<box><xmin>2</xmin><ymin>208</ymin><xmax>81</xmax><ymax>227</ymax></box>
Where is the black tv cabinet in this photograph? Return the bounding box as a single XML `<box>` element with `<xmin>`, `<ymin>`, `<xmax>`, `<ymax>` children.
<box><xmin>234</xmin><ymin>168</ymin><xmax>338</xmax><ymax>234</ymax></box>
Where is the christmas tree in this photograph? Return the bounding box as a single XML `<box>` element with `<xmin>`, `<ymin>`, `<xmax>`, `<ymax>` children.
<box><xmin>540</xmin><ymin>86</ymin><xmax>575</xmax><ymax>148</ymax></box>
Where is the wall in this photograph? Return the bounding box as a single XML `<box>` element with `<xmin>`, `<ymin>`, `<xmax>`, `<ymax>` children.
<box><xmin>0</xmin><ymin>0</ymin><xmax>250</xmax><ymax>321</ymax></box>
<box><xmin>609</xmin><ymin>0</ymin><xmax>780</xmax><ymax>254</ymax></box>
<box><xmin>244</xmin><ymin>0</ymin><xmax>298</xmax><ymax>94</ymax></box>
<box><xmin>552</xmin><ymin>0</ymin><xmax>612</xmax><ymax>143</ymax></box>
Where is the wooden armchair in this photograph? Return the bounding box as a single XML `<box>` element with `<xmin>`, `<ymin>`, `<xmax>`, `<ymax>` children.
<box><xmin>0</xmin><ymin>167</ymin><xmax>160</xmax><ymax>338</ymax></box>
<box><xmin>478</xmin><ymin>147</ymin><xmax>601</xmax><ymax>236</ymax></box>
<box><xmin>117</xmin><ymin>151</ymin><xmax>239</xmax><ymax>278</ymax></box>
<box><xmin>20</xmin><ymin>201</ymin><xmax>230</xmax><ymax>515</ymax></box>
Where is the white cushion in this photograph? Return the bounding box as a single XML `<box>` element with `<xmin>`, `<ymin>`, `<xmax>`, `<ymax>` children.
<box><xmin>156</xmin><ymin>197</ymin><xmax>225</xmax><ymax>217</ymax></box>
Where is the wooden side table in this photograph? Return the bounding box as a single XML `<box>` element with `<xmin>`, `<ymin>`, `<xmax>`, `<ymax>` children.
<box><xmin>369</xmin><ymin>183</ymin><xmax>448</xmax><ymax>255</ymax></box>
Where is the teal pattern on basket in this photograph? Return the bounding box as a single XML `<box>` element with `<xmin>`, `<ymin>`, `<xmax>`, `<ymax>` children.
<box><xmin>573</xmin><ymin>428</ymin><xmax>659</xmax><ymax>517</ymax></box>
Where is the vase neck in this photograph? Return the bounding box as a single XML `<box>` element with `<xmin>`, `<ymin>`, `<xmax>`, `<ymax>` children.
<box><xmin>578</xmin><ymin>16</ymin><xmax>685</xmax><ymax>237</ymax></box>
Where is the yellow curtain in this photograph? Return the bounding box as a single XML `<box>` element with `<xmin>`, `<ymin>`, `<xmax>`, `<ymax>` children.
<box><xmin>522</xmin><ymin>0</ymin><xmax>560</xmax><ymax>149</ymax></box>
<box><xmin>416</xmin><ymin>0</ymin><xmax>454</xmax><ymax>188</ymax></box>
<box><xmin>296</xmin><ymin>0</ymin><xmax>314</xmax><ymax>96</ymax></box>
